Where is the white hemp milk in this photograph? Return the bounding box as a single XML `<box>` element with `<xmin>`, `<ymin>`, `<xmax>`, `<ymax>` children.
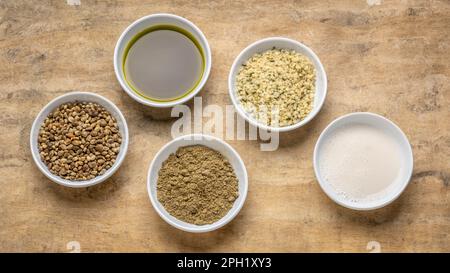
<box><xmin>318</xmin><ymin>123</ymin><xmax>403</xmax><ymax>203</ymax></box>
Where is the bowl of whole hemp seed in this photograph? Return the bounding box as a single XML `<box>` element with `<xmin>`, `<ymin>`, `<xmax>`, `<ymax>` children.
<box><xmin>30</xmin><ymin>92</ymin><xmax>129</xmax><ymax>188</ymax></box>
<box><xmin>228</xmin><ymin>37</ymin><xmax>327</xmax><ymax>132</ymax></box>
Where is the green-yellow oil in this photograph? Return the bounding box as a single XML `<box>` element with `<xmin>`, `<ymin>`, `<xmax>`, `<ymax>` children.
<box><xmin>122</xmin><ymin>25</ymin><xmax>205</xmax><ymax>102</ymax></box>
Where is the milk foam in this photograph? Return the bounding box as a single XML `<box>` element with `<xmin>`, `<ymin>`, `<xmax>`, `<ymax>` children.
<box><xmin>319</xmin><ymin>123</ymin><xmax>403</xmax><ymax>203</ymax></box>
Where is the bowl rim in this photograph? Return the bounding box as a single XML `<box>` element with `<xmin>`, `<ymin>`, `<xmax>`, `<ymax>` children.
<box><xmin>30</xmin><ymin>91</ymin><xmax>129</xmax><ymax>188</ymax></box>
<box><xmin>147</xmin><ymin>134</ymin><xmax>248</xmax><ymax>233</ymax></box>
<box><xmin>113</xmin><ymin>13</ymin><xmax>212</xmax><ymax>108</ymax></box>
<box><xmin>228</xmin><ymin>36</ymin><xmax>327</xmax><ymax>132</ymax></box>
<box><xmin>313</xmin><ymin>112</ymin><xmax>414</xmax><ymax>210</ymax></box>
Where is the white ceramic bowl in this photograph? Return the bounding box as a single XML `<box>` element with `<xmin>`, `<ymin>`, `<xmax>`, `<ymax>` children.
<box><xmin>228</xmin><ymin>37</ymin><xmax>327</xmax><ymax>132</ymax></box>
<box><xmin>114</xmin><ymin>13</ymin><xmax>212</xmax><ymax>108</ymax></box>
<box><xmin>30</xmin><ymin>92</ymin><xmax>129</xmax><ymax>188</ymax></box>
<box><xmin>313</xmin><ymin>112</ymin><xmax>413</xmax><ymax>210</ymax></box>
<box><xmin>147</xmin><ymin>134</ymin><xmax>248</xmax><ymax>233</ymax></box>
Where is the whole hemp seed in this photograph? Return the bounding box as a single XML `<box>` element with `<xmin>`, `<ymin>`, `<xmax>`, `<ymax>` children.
<box><xmin>236</xmin><ymin>48</ymin><xmax>316</xmax><ymax>127</ymax></box>
<box><xmin>157</xmin><ymin>145</ymin><xmax>239</xmax><ymax>225</ymax></box>
<box><xmin>38</xmin><ymin>102</ymin><xmax>122</xmax><ymax>181</ymax></box>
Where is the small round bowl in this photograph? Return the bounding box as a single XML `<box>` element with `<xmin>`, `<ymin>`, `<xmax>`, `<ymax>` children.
<box><xmin>147</xmin><ymin>134</ymin><xmax>248</xmax><ymax>233</ymax></box>
<box><xmin>228</xmin><ymin>37</ymin><xmax>327</xmax><ymax>132</ymax></box>
<box><xmin>30</xmin><ymin>92</ymin><xmax>129</xmax><ymax>188</ymax></box>
<box><xmin>313</xmin><ymin>112</ymin><xmax>413</xmax><ymax>210</ymax></box>
<box><xmin>114</xmin><ymin>13</ymin><xmax>212</xmax><ymax>108</ymax></box>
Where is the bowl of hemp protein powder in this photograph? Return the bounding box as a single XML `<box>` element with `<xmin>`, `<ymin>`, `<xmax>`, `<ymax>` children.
<box><xmin>228</xmin><ymin>37</ymin><xmax>327</xmax><ymax>132</ymax></box>
<box><xmin>147</xmin><ymin>134</ymin><xmax>248</xmax><ymax>233</ymax></box>
<box><xmin>30</xmin><ymin>92</ymin><xmax>129</xmax><ymax>188</ymax></box>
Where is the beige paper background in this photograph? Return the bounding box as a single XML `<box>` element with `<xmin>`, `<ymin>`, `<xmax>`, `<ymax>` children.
<box><xmin>0</xmin><ymin>0</ymin><xmax>448</xmax><ymax>252</ymax></box>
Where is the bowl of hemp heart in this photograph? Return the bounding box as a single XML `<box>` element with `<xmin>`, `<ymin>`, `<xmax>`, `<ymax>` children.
<box><xmin>30</xmin><ymin>92</ymin><xmax>129</xmax><ymax>188</ymax></box>
<box><xmin>228</xmin><ymin>37</ymin><xmax>327</xmax><ymax>132</ymax></box>
<box><xmin>147</xmin><ymin>134</ymin><xmax>248</xmax><ymax>233</ymax></box>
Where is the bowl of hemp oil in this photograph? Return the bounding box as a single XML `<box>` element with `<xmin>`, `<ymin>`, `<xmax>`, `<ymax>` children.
<box><xmin>147</xmin><ymin>134</ymin><xmax>248</xmax><ymax>233</ymax></box>
<box><xmin>114</xmin><ymin>13</ymin><xmax>212</xmax><ymax>108</ymax></box>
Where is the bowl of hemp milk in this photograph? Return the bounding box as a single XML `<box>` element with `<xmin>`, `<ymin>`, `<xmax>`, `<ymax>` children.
<box><xmin>313</xmin><ymin>112</ymin><xmax>413</xmax><ymax>210</ymax></box>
